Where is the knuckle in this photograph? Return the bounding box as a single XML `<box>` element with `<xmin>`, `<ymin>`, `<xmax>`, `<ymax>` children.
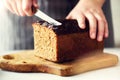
<box><xmin>99</xmin><ymin>29</ymin><xmax>104</xmax><ymax>33</ymax></box>
<box><xmin>104</xmin><ymin>20</ymin><xmax>108</xmax><ymax>26</ymax></box>
<box><xmin>20</xmin><ymin>13</ymin><xmax>25</xmax><ymax>16</ymax></box>
<box><xmin>90</xmin><ymin>23</ymin><xmax>97</xmax><ymax>34</ymax></box>
<box><xmin>98</xmin><ymin>29</ymin><xmax>104</xmax><ymax>35</ymax></box>
<box><xmin>97</xmin><ymin>16</ymin><xmax>103</xmax><ymax>21</ymax></box>
<box><xmin>90</xmin><ymin>26</ymin><xmax>96</xmax><ymax>32</ymax></box>
<box><xmin>23</xmin><ymin>6</ymin><xmax>30</xmax><ymax>12</ymax></box>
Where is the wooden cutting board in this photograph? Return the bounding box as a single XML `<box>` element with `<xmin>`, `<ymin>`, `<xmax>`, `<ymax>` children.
<box><xmin>0</xmin><ymin>50</ymin><xmax>118</xmax><ymax>76</ymax></box>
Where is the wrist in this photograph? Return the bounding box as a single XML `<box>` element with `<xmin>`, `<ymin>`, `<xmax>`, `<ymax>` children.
<box><xmin>79</xmin><ymin>0</ymin><xmax>105</xmax><ymax>7</ymax></box>
<box><xmin>96</xmin><ymin>0</ymin><xmax>105</xmax><ymax>6</ymax></box>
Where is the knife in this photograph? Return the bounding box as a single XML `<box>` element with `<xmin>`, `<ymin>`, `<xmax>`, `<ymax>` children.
<box><xmin>34</xmin><ymin>9</ymin><xmax>62</xmax><ymax>26</ymax></box>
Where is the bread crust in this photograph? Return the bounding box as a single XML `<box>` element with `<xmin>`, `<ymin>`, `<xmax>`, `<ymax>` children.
<box><xmin>33</xmin><ymin>20</ymin><xmax>104</xmax><ymax>62</ymax></box>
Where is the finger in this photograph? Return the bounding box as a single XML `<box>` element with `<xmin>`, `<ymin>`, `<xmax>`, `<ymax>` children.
<box><xmin>4</xmin><ymin>0</ymin><xmax>15</xmax><ymax>14</ymax></box>
<box><xmin>33</xmin><ymin>0</ymin><xmax>39</xmax><ymax>8</ymax></box>
<box><xmin>97</xmin><ymin>19</ymin><xmax>104</xmax><ymax>41</ymax></box>
<box><xmin>104</xmin><ymin>21</ymin><xmax>109</xmax><ymax>38</ymax></box>
<box><xmin>66</xmin><ymin>12</ymin><xmax>86</xmax><ymax>29</ymax></box>
<box><xmin>76</xmin><ymin>13</ymin><xmax>86</xmax><ymax>29</ymax></box>
<box><xmin>93</xmin><ymin>10</ymin><xmax>107</xmax><ymax>41</ymax></box>
<box><xmin>16</xmin><ymin>0</ymin><xmax>25</xmax><ymax>16</ymax></box>
<box><xmin>22</xmin><ymin>0</ymin><xmax>33</xmax><ymax>16</ymax></box>
<box><xmin>101</xmin><ymin>13</ymin><xmax>109</xmax><ymax>38</ymax></box>
<box><xmin>9</xmin><ymin>0</ymin><xmax>19</xmax><ymax>15</ymax></box>
<box><xmin>84</xmin><ymin>11</ymin><xmax>97</xmax><ymax>39</ymax></box>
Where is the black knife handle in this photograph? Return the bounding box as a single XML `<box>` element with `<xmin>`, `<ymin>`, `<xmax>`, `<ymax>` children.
<box><xmin>31</xmin><ymin>5</ymin><xmax>37</xmax><ymax>14</ymax></box>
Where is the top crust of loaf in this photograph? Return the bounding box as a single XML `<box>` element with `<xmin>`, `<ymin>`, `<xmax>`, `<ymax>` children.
<box><xmin>33</xmin><ymin>19</ymin><xmax>89</xmax><ymax>35</ymax></box>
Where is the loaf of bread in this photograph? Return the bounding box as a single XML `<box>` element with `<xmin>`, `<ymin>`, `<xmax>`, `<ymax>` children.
<box><xmin>0</xmin><ymin>20</ymin><xmax>118</xmax><ymax>76</ymax></box>
<box><xmin>0</xmin><ymin>50</ymin><xmax>118</xmax><ymax>76</ymax></box>
<box><xmin>32</xmin><ymin>20</ymin><xmax>104</xmax><ymax>62</ymax></box>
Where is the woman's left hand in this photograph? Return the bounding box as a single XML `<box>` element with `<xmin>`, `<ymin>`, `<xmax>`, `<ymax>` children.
<box><xmin>66</xmin><ymin>0</ymin><xmax>109</xmax><ymax>42</ymax></box>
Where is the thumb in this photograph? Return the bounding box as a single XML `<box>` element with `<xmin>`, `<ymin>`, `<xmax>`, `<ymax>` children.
<box><xmin>66</xmin><ymin>13</ymin><xmax>72</xmax><ymax>19</ymax></box>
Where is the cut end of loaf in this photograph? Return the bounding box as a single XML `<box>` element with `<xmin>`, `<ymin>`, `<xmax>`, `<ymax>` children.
<box><xmin>33</xmin><ymin>23</ymin><xmax>58</xmax><ymax>61</ymax></box>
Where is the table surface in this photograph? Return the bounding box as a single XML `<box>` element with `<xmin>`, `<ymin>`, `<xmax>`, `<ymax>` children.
<box><xmin>0</xmin><ymin>48</ymin><xmax>120</xmax><ymax>80</ymax></box>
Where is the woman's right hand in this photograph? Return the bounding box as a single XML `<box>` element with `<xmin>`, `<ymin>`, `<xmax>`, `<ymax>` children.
<box><xmin>4</xmin><ymin>0</ymin><xmax>38</xmax><ymax>16</ymax></box>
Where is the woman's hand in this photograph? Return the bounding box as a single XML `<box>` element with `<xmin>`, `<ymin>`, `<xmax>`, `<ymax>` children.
<box><xmin>66</xmin><ymin>0</ymin><xmax>109</xmax><ymax>42</ymax></box>
<box><xmin>4</xmin><ymin>0</ymin><xmax>38</xmax><ymax>16</ymax></box>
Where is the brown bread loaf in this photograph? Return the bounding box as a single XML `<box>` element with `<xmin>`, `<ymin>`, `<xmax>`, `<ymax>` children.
<box><xmin>32</xmin><ymin>19</ymin><xmax>104</xmax><ymax>62</ymax></box>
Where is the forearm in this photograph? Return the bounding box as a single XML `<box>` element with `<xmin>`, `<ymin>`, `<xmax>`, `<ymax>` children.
<box><xmin>79</xmin><ymin>0</ymin><xmax>106</xmax><ymax>7</ymax></box>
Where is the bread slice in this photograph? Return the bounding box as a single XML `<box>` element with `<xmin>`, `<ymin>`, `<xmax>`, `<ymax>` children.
<box><xmin>0</xmin><ymin>50</ymin><xmax>118</xmax><ymax>76</ymax></box>
<box><xmin>33</xmin><ymin>20</ymin><xmax>104</xmax><ymax>62</ymax></box>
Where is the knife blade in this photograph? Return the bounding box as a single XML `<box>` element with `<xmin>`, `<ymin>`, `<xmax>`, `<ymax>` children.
<box><xmin>35</xmin><ymin>9</ymin><xmax>62</xmax><ymax>26</ymax></box>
